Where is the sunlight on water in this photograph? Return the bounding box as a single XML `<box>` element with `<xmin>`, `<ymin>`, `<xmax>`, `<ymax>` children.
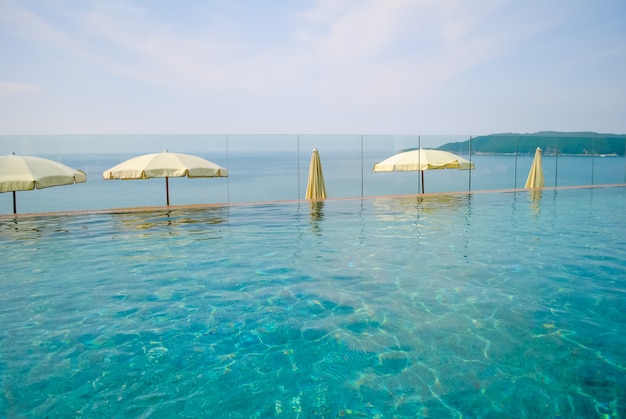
<box><xmin>1</xmin><ymin>187</ymin><xmax>625</xmax><ymax>417</ymax></box>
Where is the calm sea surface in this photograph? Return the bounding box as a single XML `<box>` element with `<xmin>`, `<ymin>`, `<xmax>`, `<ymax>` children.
<box><xmin>1</xmin><ymin>151</ymin><xmax>625</xmax><ymax>214</ymax></box>
<box><xmin>1</xmin><ymin>187</ymin><xmax>625</xmax><ymax>417</ymax></box>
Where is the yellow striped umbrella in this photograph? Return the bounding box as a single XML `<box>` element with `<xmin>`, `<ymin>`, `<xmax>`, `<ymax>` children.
<box><xmin>305</xmin><ymin>148</ymin><xmax>327</xmax><ymax>200</ymax></box>
<box><xmin>524</xmin><ymin>147</ymin><xmax>545</xmax><ymax>189</ymax></box>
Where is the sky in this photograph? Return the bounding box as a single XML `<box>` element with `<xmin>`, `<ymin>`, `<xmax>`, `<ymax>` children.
<box><xmin>1</xmin><ymin>0</ymin><xmax>625</xmax><ymax>154</ymax></box>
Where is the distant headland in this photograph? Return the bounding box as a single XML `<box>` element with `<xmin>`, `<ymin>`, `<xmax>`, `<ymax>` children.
<box><xmin>437</xmin><ymin>132</ymin><xmax>626</xmax><ymax>156</ymax></box>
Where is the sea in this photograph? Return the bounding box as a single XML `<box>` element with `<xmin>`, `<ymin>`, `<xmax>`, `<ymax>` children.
<box><xmin>1</xmin><ymin>186</ymin><xmax>625</xmax><ymax>417</ymax></box>
<box><xmin>2</xmin><ymin>136</ymin><xmax>626</xmax><ymax>417</ymax></box>
<box><xmin>2</xmin><ymin>148</ymin><xmax>625</xmax><ymax>215</ymax></box>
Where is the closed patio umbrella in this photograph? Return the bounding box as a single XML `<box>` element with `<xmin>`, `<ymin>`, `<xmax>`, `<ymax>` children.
<box><xmin>373</xmin><ymin>148</ymin><xmax>474</xmax><ymax>193</ymax></box>
<box><xmin>524</xmin><ymin>147</ymin><xmax>544</xmax><ymax>189</ymax></box>
<box><xmin>0</xmin><ymin>152</ymin><xmax>86</xmax><ymax>214</ymax></box>
<box><xmin>305</xmin><ymin>148</ymin><xmax>327</xmax><ymax>200</ymax></box>
<box><xmin>103</xmin><ymin>150</ymin><xmax>228</xmax><ymax>206</ymax></box>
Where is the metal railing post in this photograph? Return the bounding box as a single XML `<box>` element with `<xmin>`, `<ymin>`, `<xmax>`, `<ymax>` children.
<box><xmin>360</xmin><ymin>135</ymin><xmax>364</xmax><ymax>197</ymax></box>
<box><xmin>591</xmin><ymin>138</ymin><xmax>595</xmax><ymax>186</ymax></box>
<box><xmin>514</xmin><ymin>136</ymin><xmax>518</xmax><ymax>189</ymax></box>
<box><xmin>418</xmin><ymin>135</ymin><xmax>422</xmax><ymax>194</ymax></box>
<box><xmin>226</xmin><ymin>134</ymin><xmax>230</xmax><ymax>204</ymax></box>
<box><xmin>468</xmin><ymin>136</ymin><xmax>472</xmax><ymax>192</ymax></box>
<box><xmin>624</xmin><ymin>138</ymin><xmax>626</xmax><ymax>183</ymax></box>
<box><xmin>555</xmin><ymin>137</ymin><xmax>559</xmax><ymax>187</ymax></box>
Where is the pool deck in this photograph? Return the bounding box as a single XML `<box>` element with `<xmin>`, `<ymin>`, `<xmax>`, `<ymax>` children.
<box><xmin>1</xmin><ymin>183</ymin><xmax>625</xmax><ymax>220</ymax></box>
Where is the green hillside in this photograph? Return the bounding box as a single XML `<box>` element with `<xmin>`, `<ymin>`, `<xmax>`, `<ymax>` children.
<box><xmin>437</xmin><ymin>132</ymin><xmax>626</xmax><ymax>156</ymax></box>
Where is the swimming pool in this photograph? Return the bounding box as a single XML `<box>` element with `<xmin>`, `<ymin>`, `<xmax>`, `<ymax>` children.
<box><xmin>1</xmin><ymin>187</ymin><xmax>625</xmax><ymax>417</ymax></box>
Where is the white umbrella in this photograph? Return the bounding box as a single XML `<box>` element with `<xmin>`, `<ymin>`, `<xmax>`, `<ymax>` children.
<box><xmin>373</xmin><ymin>148</ymin><xmax>474</xmax><ymax>193</ymax></box>
<box><xmin>103</xmin><ymin>150</ymin><xmax>228</xmax><ymax>205</ymax></box>
<box><xmin>0</xmin><ymin>152</ymin><xmax>86</xmax><ymax>214</ymax></box>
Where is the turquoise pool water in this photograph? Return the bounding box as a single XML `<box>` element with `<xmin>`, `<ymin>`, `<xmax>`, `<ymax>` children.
<box><xmin>1</xmin><ymin>187</ymin><xmax>625</xmax><ymax>418</ymax></box>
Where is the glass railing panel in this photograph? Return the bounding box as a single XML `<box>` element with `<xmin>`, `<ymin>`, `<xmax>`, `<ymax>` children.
<box><xmin>1</xmin><ymin>134</ymin><xmax>625</xmax><ymax>215</ymax></box>
<box><xmin>297</xmin><ymin>134</ymin><xmax>362</xmax><ymax>200</ymax></box>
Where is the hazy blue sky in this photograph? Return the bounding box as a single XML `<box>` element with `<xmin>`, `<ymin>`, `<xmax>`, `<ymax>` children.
<box><xmin>1</xmin><ymin>0</ymin><xmax>625</xmax><ymax>151</ymax></box>
<box><xmin>0</xmin><ymin>133</ymin><xmax>466</xmax><ymax>155</ymax></box>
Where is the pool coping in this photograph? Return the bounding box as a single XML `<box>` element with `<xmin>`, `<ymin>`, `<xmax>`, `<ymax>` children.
<box><xmin>1</xmin><ymin>183</ymin><xmax>625</xmax><ymax>220</ymax></box>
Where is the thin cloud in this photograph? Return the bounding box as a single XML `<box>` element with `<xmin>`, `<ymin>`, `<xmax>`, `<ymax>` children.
<box><xmin>0</xmin><ymin>82</ymin><xmax>39</xmax><ymax>96</ymax></box>
<box><xmin>0</xmin><ymin>0</ymin><xmax>624</xmax><ymax>135</ymax></box>
<box><xmin>0</xmin><ymin>1</ymin><xmax>87</xmax><ymax>56</ymax></box>
<box><xmin>74</xmin><ymin>4</ymin><xmax>245</xmax><ymax>92</ymax></box>
<box><xmin>0</xmin><ymin>1</ymin><xmax>578</xmax><ymax>99</ymax></box>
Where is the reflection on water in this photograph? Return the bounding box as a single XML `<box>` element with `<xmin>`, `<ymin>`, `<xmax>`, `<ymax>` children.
<box><xmin>0</xmin><ymin>214</ymin><xmax>77</xmax><ymax>240</ymax></box>
<box><xmin>0</xmin><ymin>207</ymin><xmax>228</xmax><ymax>236</ymax></box>
<box><xmin>1</xmin><ymin>188</ymin><xmax>625</xmax><ymax>418</ymax></box>
<box><xmin>111</xmin><ymin>207</ymin><xmax>227</xmax><ymax>235</ymax></box>
<box><xmin>529</xmin><ymin>189</ymin><xmax>543</xmax><ymax>216</ymax></box>
<box><xmin>309</xmin><ymin>200</ymin><xmax>325</xmax><ymax>234</ymax></box>
<box><xmin>372</xmin><ymin>194</ymin><xmax>466</xmax><ymax>221</ymax></box>
<box><xmin>309</xmin><ymin>200</ymin><xmax>324</xmax><ymax>221</ymax></box>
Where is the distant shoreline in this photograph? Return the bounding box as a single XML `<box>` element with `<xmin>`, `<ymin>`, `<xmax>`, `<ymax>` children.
<box><xmin>438</xmin><ymin>132</ymin><xmax>626</xmax><ymax>156</ymax></box>
<box><xmin>471</xmin><ymin>152</ymin><xmax>622</xmax><ymax>157</ymax></box>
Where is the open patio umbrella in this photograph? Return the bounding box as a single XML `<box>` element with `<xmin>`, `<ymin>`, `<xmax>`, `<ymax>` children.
<box><xmin>0</xmin><ymin>152</ymin><xmax>86</xmax><ymax>214</ymax></box>
<box><xmin>373</xmin><ymin>148</ymin><xmax>474</xmax><ymax>193</ymax></box>
<box><xmin>103</xmin><ymin>150</ymin><xmax>228</xmax><ymax>206</ymax></box>
<box><xmin>524</xmin><ymin>147</ymin><xmax>544</xmax><ymax>189</ymax></box>
<box><xmin>305</xmin><ymin>148</ymin><xmax>327</xmax><ymax>200</ymax></box>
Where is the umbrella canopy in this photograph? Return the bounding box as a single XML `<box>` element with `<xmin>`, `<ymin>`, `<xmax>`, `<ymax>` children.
<box><xmin>373</xmin><ymin>148</ymin><xmax>474</xmax><ymax>193</ymax></box>
<box><xmin>0</xmin><ymin>152</ymin><xmax>86</xmax><ymax>213</ymax></box>
<box><xmin>103</xmin><ymin>150</ymin><xmax>228</xmax><ymax>206</ymax></box>
<box><xmin>305</xmin><ymin>148</ymin><xmax>327</xmax><ymax>200</ymax></box>
<box><xmin>524</xmin><ymin>147</ymin><xmax>544</xmax><ymax>189</ymax></box>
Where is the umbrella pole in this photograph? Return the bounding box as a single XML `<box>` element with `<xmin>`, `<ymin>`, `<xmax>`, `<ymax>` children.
<box><xmin>12</xmin><ymin>191</ymin><xmax>17</xmax><ymax>214</ymax></box>
<box><xmin>421</xmin><ymin>171</ymin><xmax>425</xmax><ymax>194</ymax></box>
<box><xmin>165</xmin><ymin>177</ymin><xmax>170</xmax><ymax>206</ymax></box>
